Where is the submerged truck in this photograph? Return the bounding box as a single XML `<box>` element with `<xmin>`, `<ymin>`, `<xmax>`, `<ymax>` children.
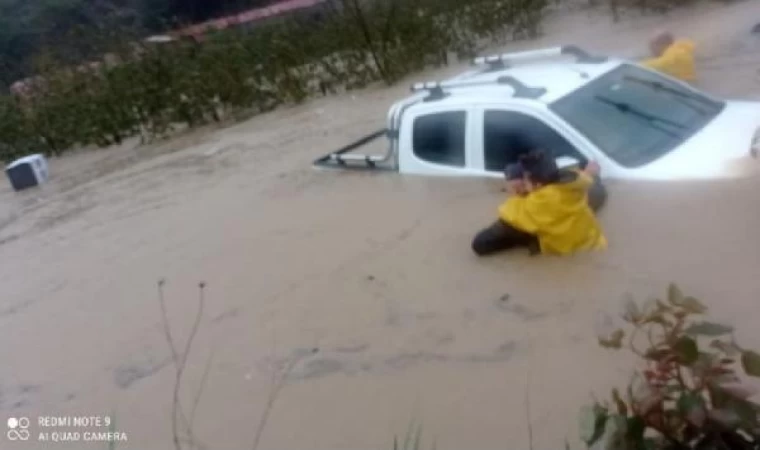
<box><xmin>313</xmin><ymin>45</ymin><xmax>760</xmax><ymax>181</ymax></box>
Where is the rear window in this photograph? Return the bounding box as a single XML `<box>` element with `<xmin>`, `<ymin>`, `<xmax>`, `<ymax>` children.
<box><xmin>412</xmin><ymin>111</ymin><xmax>466</xmax><ymax>167</ymax></box>
<box><xmin>549</xmin><ymin>64</ymin><xmax>724</xmax><ymax>168</ymax></box>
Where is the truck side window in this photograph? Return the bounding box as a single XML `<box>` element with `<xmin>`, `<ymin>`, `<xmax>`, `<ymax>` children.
<box><xmin>412</xmin><ymin>111</ymin><xmax>466</xmax><ymax>168</ymax></box>
<box><xmin>483</xmin><ymin>110</ymin><xmax>587</xmax><ymax>172</ymax></box>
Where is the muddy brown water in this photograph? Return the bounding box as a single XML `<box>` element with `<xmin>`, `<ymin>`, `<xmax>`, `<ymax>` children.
<box><xmin>2</xmin><ymin>2</ymin><xmax>760</xmax><ymax>449</ymax></box>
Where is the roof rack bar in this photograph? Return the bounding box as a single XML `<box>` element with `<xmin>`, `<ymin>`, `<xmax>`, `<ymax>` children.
<box><xmin>410</xmin><ymin>81</ymin><xmax>448</xmax><ymax>101</ymax></box>
<box><xmin>409</xmin><ymin>76</ymin><xmax>546</xmax><ymax>100</ymax></box>
<box><xmin>473</xmin><ymin>47</ymin><xmax>563</xmax><ymax>66</ymax></box>
<box><xmin>410</xmin><ymin>82</ymin><xmax>441</xmax><ymax>92</ymax></box>
<box><xmin>472</xmin><ymin>45</ymin><xmax>607</xmax><ymax>68</ymax></box>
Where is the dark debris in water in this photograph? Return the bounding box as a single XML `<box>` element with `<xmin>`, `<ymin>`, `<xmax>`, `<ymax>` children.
<box><xmin>113</xmin><ymin>356</ymin><xmax>171</xmax><ymax>389</ymax></box>
<box><xmin>0</xmin><ymin>384</ymin><xmax>43</xmax><ymax>411</ymax></box>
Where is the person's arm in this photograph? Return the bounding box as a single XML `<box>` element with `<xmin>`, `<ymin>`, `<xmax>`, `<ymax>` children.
<box><xmin>498</xmin><ymin>196</ymin><xmax>539</xmax><ymax>234</ymax></box>
<box><xmin>558</xmin><ymin>164</ymin><xmax>596</xmax><ymax>192</ymax></box>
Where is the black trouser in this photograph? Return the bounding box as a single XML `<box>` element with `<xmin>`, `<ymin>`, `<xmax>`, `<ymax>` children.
<box><xmin>471</xmin><ymin>218</ymin><xmax>540</xmax><ymax>256</ymax></box>
<box><xmin>472</xmin><ymin>176</ymin><xmax>607</xmax><ymax>256</ymax></box>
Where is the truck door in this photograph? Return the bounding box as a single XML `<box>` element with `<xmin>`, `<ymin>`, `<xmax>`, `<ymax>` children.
<box><xmin>398</xmin><ymin>104</ymin><xmax>482</xmax><ymax>177</ymax></box>
<box><xmin>472</xmin><ymin>107</ymin><xmax>601</xmax><ymax>177</ymax></box>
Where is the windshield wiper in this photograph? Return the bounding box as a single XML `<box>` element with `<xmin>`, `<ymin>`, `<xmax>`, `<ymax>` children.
<box><xmin>622</xmin><ymin>75</ymin><xmax>720</xmax><ymax>114</ymax></box>
<box><xmin>594</xmin><ymin>95</ymin><xmax>687</xmax><ymax>138</ymax></box>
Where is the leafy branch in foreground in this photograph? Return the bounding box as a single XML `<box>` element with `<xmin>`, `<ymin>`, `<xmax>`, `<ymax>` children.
<box><xmin>583</xmin><ymin>284</ymin><xmax>760</xmax><ymax>450</ymax></box>
<box><xmin>158</xmin><ymin>280</ymin><xmax>209</xmax><ymax>450</ymax></box>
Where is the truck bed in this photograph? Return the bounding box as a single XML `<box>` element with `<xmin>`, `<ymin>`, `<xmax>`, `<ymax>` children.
<box><xmin>312</xmin><ymin>128</ymin><xmax>397</xmax><ymax>171</ymax></box>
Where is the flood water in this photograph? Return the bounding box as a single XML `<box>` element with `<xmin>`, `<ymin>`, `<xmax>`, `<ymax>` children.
<box><xmin>1</xmin><ymin>1</ymin><xmax>760</xmax><ymax>449</ymax></box>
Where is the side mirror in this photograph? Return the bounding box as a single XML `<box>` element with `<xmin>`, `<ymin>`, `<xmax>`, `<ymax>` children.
<box><xmin>555</xmin><ymin>155</ymin><xmax>581</xmax><ymax>169</ymax></box>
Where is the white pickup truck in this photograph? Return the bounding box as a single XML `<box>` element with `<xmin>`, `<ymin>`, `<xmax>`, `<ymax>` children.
<box><xmin>314</xmin><ymin>45</ymin><xmax>760</xmax><ymax>180</ymax></box>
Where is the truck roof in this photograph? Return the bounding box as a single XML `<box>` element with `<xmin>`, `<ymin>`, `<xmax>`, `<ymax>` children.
<box><xmin>386</xmin><ymin>46</ymin><xmax>622</xmax><ymax>134</ymax></box>
<box><xmin>441</xmin><ymin>59</ymin><xmax>622</xmax><ymax>104</ymax></box>
<box><xmin>400</xmin><ymin>47</ymin><xmax>625</xmax><ymax>104</ymax></box>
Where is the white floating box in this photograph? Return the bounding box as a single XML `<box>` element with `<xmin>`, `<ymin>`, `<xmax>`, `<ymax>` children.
<box><xmin>5</xmin><ymin>154</ymin><xmax>49</xmax><ymax>191</ymax></box>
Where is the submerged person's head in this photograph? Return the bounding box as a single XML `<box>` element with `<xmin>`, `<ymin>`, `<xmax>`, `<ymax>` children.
<box><xmin>650</xmin><ymin>31</ymin><xmax>675</xmax><ymax>57</ymax></box>
<box><xmin>520</xmin><ymin>150</ymin><xmax>559</xmax><ymax>188</ymax></box>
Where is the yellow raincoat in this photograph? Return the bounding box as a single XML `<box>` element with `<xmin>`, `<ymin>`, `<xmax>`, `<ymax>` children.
<box><xmin>641</xmin><ymin>39</ymin><xmax>696</xmax><ymax>82</ymax></box>
<box><xmin>497</xmin><ymin>171</ymin><xmax>607</xmax><ymax>255</ymax></box>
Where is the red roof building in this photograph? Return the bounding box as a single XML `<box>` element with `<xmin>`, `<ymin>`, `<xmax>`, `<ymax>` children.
<box><xmin>171</xmin><ymin>0</ymin><xmax>327</xmax><ymax>41</ymax></box>
<box><xmin>9</xmin><ymin>0</ymin><xmax>329</xmax><ymax>95</ymax></box>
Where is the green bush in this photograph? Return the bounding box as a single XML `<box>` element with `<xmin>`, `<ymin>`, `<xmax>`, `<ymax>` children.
<box><xmin>0</xmin><ymin>0</ymin><xmax>550</xmax><ymax>162</ymax></box>
<box><xmin>583</xmin><ymin>284</ymin><xmax>760</xmax><ymax>450</ymax></box>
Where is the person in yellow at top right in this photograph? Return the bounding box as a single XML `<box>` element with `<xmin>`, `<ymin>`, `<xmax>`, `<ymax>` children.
<box><xmin>641</xmin><ymin>31</ymin><xmax>696</xmax><ymax>82</ymax></box>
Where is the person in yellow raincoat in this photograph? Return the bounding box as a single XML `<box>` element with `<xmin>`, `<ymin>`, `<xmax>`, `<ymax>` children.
<box><xmin>641</xmin><ymin>32</ymin><xmax>696</xmax><ymax>82</ymax></box>
<box><xmin>471</xmin><ymin>151</ymin><xmax>607</xmax><ymax>256</ymax></box>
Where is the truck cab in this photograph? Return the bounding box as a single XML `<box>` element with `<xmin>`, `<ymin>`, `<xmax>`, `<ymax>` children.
<box><xmin>315</xmin><ymin>45</ymin><xmax>758</xmax><ymax>181</ymax></box>
<box><xmin>394</xmin><ymin>87</ymin><xmax>594</xmax><ymax>179</ymax></box>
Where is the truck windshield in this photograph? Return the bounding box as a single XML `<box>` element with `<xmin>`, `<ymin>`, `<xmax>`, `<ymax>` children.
<box><xmin>549</xmin><ymin>64</ymin><xmax>725</xmax><ymax>168</ymax></box>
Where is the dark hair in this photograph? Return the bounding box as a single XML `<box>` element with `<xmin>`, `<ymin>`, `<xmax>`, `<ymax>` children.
<box><xmin>519</xmin><ymin>150</ymin><xmax>559</xmax><ymax>185</ymax></box>
<box><xmin>504</xmin><ymin>163</ymin><xmax>524</xmax><ymax>181</ymax></box>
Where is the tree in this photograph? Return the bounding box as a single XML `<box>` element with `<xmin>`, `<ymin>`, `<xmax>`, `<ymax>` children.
<box><xmin>0</xmin><ymin>0</ymin><xmax>279</xmax><ymax>87</ymax></box>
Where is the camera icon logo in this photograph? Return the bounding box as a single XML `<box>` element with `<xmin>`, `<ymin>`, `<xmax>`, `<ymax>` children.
<box><xmin>7</xmin><ymin>417</ymin><xmax>30</xmax><ymax>441</ymax></box>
